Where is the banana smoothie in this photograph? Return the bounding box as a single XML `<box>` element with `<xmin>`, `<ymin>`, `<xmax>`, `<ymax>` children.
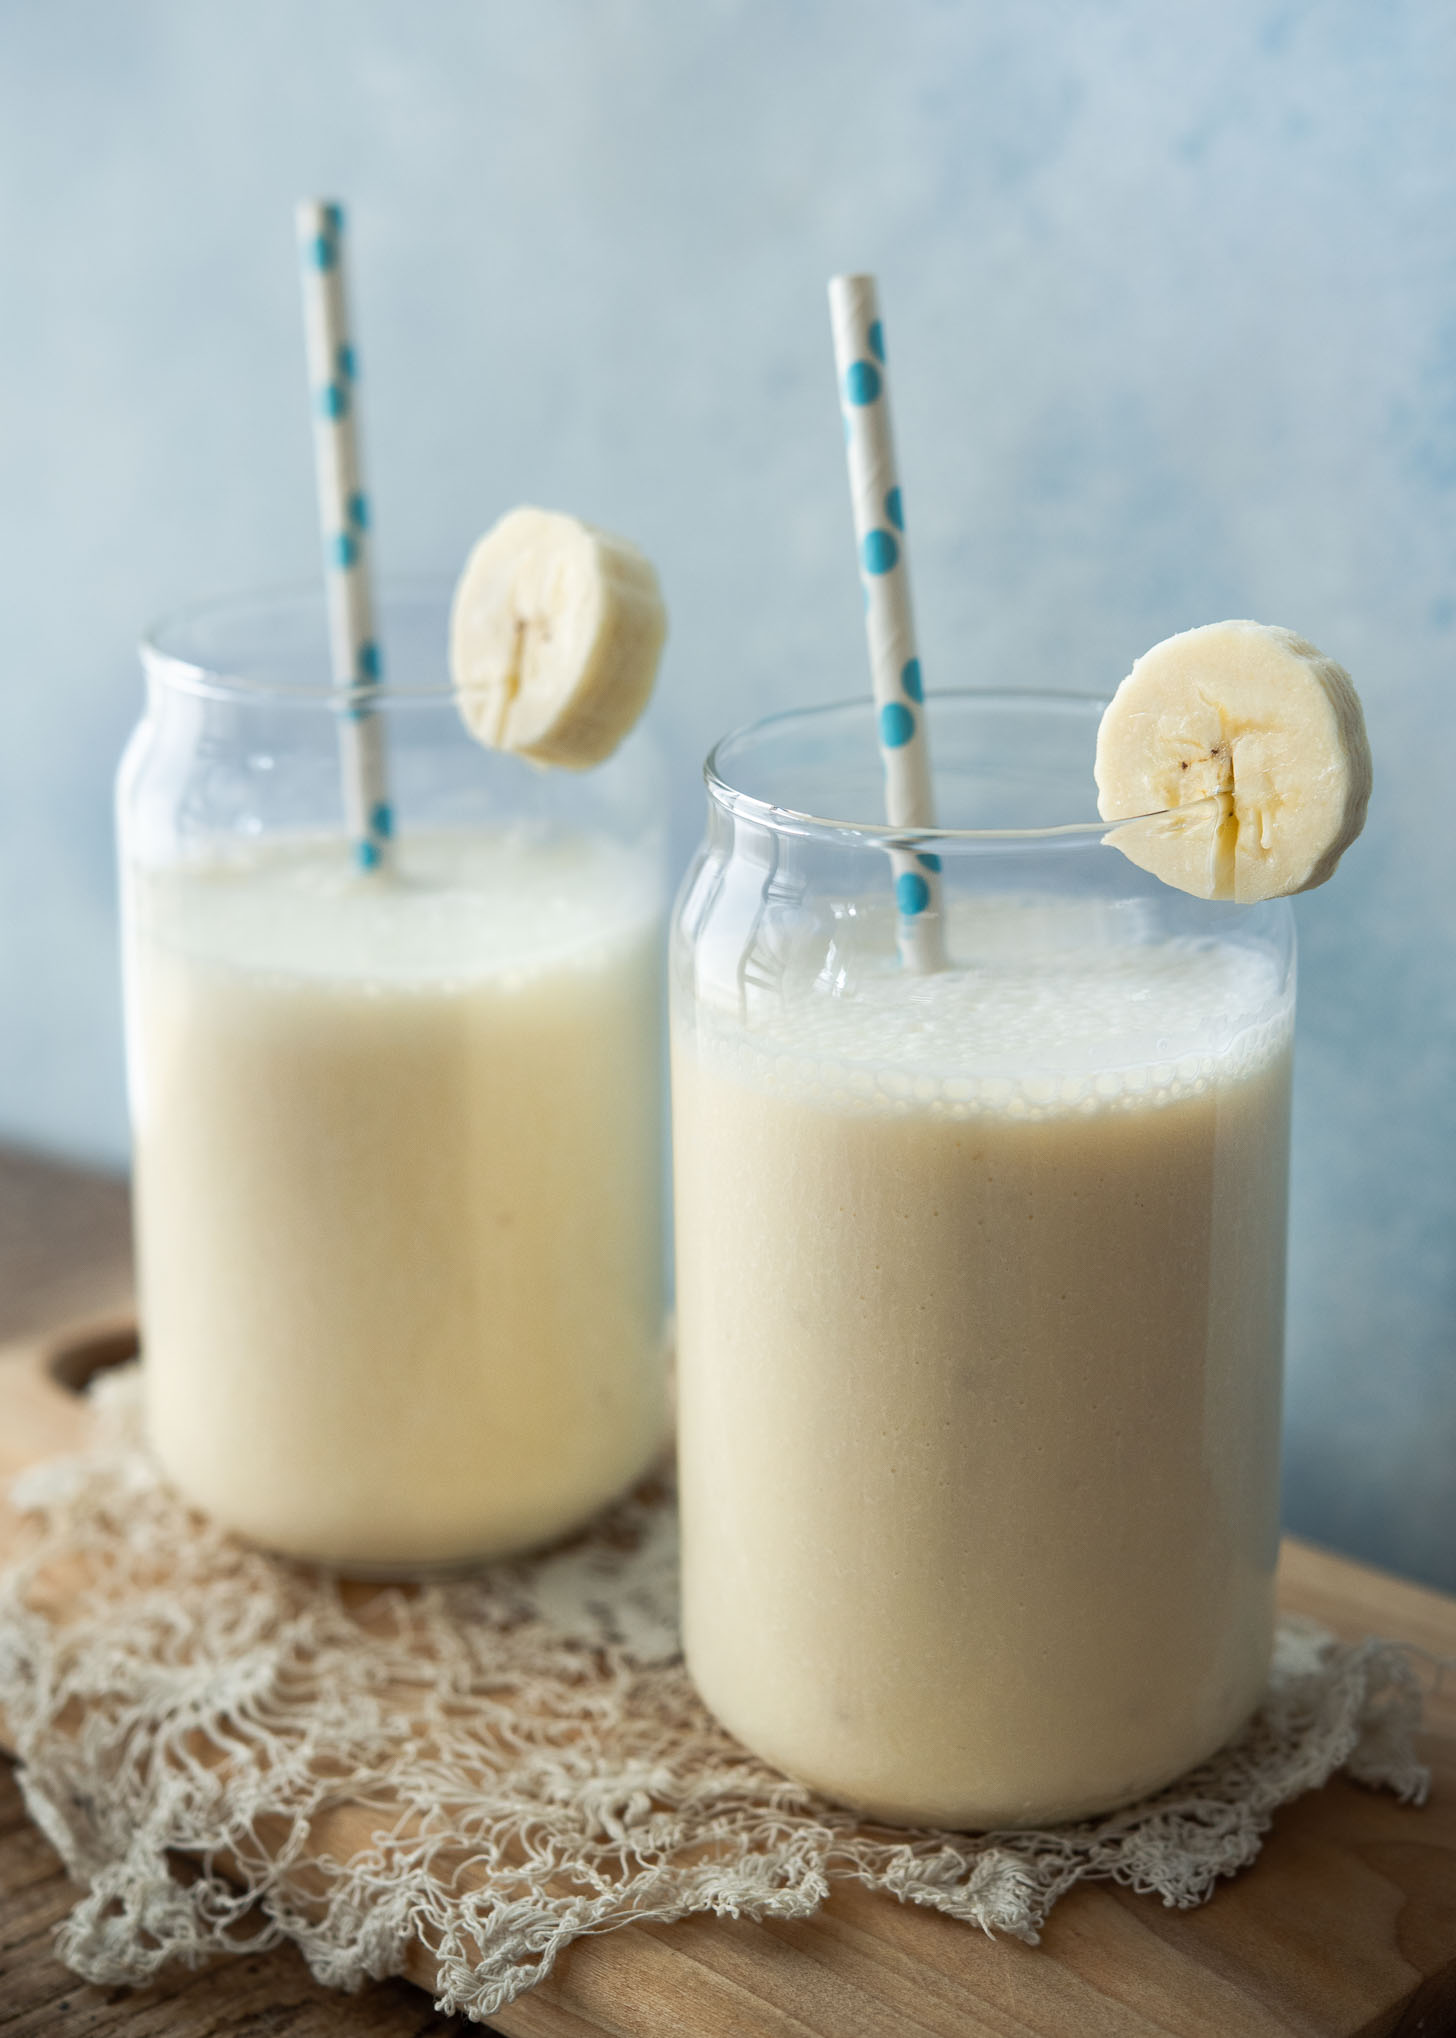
<box><xmin>673</xmin><ymin>894</ymin><xmax>1293</xmax><ymax>1828</ymax></box>
<box><xmin>128</xmin><ymin>827</ymin><xmax>665</xmax><ymax>1570</ymax></box>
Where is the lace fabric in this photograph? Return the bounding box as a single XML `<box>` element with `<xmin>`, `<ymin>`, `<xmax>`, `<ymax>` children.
<box><xmin>0</xmin><ymin>1366</ymin><xmax>1431</xmax><ymax>2024</ymax></box>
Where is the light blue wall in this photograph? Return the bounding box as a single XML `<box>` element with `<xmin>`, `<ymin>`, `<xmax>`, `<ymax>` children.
<box><xmin>2</xmin><ymin>1</ymin><xmax>1452</xmax><ymax>1586</ymax></box>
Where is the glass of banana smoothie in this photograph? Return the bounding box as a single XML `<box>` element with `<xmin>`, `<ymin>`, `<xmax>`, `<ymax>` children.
<box><xmin>671</xmin><ymin>690</ymin><xmax>1296</xmax><ymax>1829</ymax></box>
<box><xmin>120</xmin><ymin>577</ymin><xmax>667</xmax><ymax>1572</ymax></box>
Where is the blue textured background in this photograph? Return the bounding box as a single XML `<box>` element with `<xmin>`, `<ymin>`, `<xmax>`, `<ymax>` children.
<box><xmin>1</xmin><ymin>2</ymin><xmax>1452</xmax><ymax>1585</ymax></box>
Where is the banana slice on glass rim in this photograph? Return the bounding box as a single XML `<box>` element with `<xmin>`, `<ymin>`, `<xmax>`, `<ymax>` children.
<box><xmin>1094</xmin><ymin>620</ymin><xmax>1373</xmax><ymax>903</ymax></box>
<box><xmin>449</xmin><ymin>507</ymin><xmax>668</xmax><ymax>770</ymax></box>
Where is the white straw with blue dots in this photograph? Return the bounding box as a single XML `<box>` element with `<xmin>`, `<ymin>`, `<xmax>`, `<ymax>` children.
<box><xmin>296</xmin><ymin>199</ymin><xmax>392</xmax><ymax>872</ymax></box>
<box><xmin>829</xmin><ymin>274</ymin><xmax>946</xmax><ymax>974</ymax></box>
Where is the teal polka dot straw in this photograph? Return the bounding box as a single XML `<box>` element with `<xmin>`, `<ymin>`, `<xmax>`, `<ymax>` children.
<box><xmin>828</xmin><ymin>274</ymin><xmax>945</xmax><ymax>972</ymax></box>
<box><xmin>296</xmin><ymin>199</ymin><xmax>393</xmax><ymax>874</ymax></box>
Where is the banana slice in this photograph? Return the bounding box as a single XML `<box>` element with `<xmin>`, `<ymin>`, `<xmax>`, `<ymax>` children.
<box><xmin>1094</xmin><ymin>620</ymin><xmax>1372</xmax><ymax>903</ymax></box>
<box><xmin>449</xmin><ymin>507</ymin><xmax>667</xmax><ymax>769</ymax></box>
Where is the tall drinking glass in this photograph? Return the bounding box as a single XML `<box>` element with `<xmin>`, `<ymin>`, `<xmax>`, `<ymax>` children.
<box><xmin>671</xmin><ymin>692</ymin><xmax>1293</xmax><ymax>1828</ymax></box>
<box><xmin>119</xmin><ymin>581</ymin><xmax>667</xmax><ymax>1572</ymax></box>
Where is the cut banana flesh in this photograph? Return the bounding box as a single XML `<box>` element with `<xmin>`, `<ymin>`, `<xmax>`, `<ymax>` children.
<box><xmin>450</xmin><ymin>507</ymin><xmax>667</xmax><ymax>769</ymax></box>
<box><xmin>1094</xmin><ymin>620</ymin><xmax>1372</xmax><ymax>903</ymax></box>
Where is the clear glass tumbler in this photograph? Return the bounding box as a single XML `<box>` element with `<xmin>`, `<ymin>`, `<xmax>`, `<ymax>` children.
<box><xmin>118</xmin><ymin>580</ymin><xmax>668</xmax><ymax>1571</ymax></box>
<box><xmin>671</xmin><ymin>691</ymin><xmax>1294</xmax><ymax>1828</ymax></box>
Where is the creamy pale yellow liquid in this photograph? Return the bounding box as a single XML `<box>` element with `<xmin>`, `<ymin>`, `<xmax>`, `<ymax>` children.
<box><xmin>126</xmin><ymin>829</ymin><xmax>665</xmax><ymax>1570</ymax></box>
<box><xmin>672</xmin><ymin>898</ymin><xmax>1292</xmax><ymax>1827</ymax></box>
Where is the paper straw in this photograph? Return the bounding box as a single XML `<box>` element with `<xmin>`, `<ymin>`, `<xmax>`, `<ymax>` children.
<box><xmin>296</xmin><ymin>199</ymin><xmax>392</xmax><ymax>872</ymax></box>
<box><xmin>829</xmin><ymin>274</ymin><xmax>946</xmax><ymax>974</ymax></box>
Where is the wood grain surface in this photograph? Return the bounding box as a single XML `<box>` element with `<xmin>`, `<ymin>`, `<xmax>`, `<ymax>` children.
<box><xmin>1</xmin><ymin>1145</ymin><xmax>1454</xmax><ymax>2037</ymax></box>
<box><xmin>0</xmin><ymin>1146</ymin><xmax>131</xmax><ymax>1345</ymax></box>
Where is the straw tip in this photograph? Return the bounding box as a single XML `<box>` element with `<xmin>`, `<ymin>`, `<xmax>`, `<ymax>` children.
<box><xmin>829</xmin><ymin>271</ymin><xmax>877</xmax><ymax>299</ymax></box>
<box><xmin>296</xmin><ymin>196</ymin><xmax>346</xmax><ymax>235</ymax></box>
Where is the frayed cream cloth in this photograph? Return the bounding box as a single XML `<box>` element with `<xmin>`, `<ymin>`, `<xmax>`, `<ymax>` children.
<box><xmin>0</xmin><ymin>1367</ymin><xmax>1432</xmax><ymax>2025</ymax></box>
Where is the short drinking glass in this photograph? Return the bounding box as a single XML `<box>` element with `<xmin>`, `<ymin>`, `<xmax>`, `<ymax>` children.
<box><xmin>671</xmin><ymin>691</ymin><xmax>1293</xmax><ymax>1827</ymax></box>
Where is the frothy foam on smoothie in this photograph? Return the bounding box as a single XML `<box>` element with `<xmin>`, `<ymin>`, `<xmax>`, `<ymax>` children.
<box><xmin>688</xmin><ymin>895</ymin><xmax>1291</xmax><ymax>1121</ymax></box>
<box><xmin>131</xmin><ymin>828</ymin><xmax>660</xmax><ymax>988</ymax></box>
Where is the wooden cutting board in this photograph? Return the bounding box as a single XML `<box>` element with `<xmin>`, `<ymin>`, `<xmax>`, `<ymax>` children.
<box><xmin>2</xmin><ymin>1318</ymin><xmax>1454</xmax><ymax>2038</ymax></box>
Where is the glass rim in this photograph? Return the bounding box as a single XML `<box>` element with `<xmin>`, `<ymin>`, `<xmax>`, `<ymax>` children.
<box><xmin>703</xmin><ymin>689</ymin><xmax>1221</xmax><ymax>847</ymax></box>
<box><xmin>140</xmin><ymin>575</ymin><xmax>461</xmax><ymax>705</ymax></box>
